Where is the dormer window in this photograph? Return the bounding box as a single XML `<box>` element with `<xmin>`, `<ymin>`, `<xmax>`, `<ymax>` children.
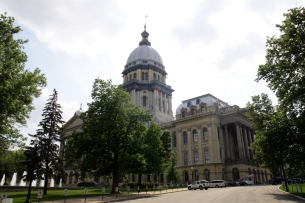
<box><xmin>182</xmin><ymin>111</ymin><xmax>186</xmax><ymax>118</ymax></box>
<box><xmin>201</xmin><ymin>107</ymin><xmax>206</xmax><ymax>113</ymax></box>
<box><xmin>191</xmin><ymin>109</ymin><xmax>195</xmax><ymax>116</ymax></box>
<box><xmin>187</xmin><ymin>101</ymin><xmax>191</xmax><ymax>107</ymax></box>
<box><xmin>196</xmin><ymin>99</ymin><xmax>200</xmax><ymax>104</ymax></box>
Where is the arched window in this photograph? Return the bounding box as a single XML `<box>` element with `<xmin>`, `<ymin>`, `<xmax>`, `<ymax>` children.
<box><xmin>173</xmin><ymin>132</ymin><xmax>177</xmax><ymax>148</ymax></box>
<box><xmin>183</xmin><ymin>131</ymin><xmax>188</xmax><ymax>144</ymax></box>
<box><xmin>194</xmin><ymin>170</ymin><xmax>199</xmax><ymax>181</ymax></box>
<box><xmin>204</xmin><ymin>169</ymin><xmax>210</xmax><ymax>181</ymax></box>
<box><xmin>191</xmin><ymin>109</ymin><xmax>195</xmax><ymax>116</ymax></box>
<box><xmin>193</xmin><ymin>130</ymin><xmax>198</xmax><ymax>143</ymax></box>
<box><xmin>182</xmin><ymin>111</ymin><xmax>186</xmax><ymax>118</ymax></box>
<box><xmin>184</xmin><ymin>171</ymin><xmax>189</xmax><ymax>183</ymax></box>
<box><xmin>133</xmin><ymin>73</ymin><xmax>137</xmax><ymax>79</ymax></box>
<box><xmin>187</xmin><ymin>101</ymin><xmax>191</xmax><ymax>107</ymax></box>
<box><xmin>153</xmin><ymin>73</ymin><xmax>156</xmax><ymax>79</ymax></box>
<box><xmin>143</xmin><ymin>96</ymin><xmax>147</xmax><ymax>106</ymax></box>
<box><xmin>203</xmin><ymin>128</ymin><xmax>209</xmax><ymax>141</ymax></box>
<box><xmin>201</xmin><ymin>107</ymin><xmax>205</xmax><ymax>113</ymax></box>
<box><xmin>145</xmin><ymin>72</ymin><xmax>148</xmax><ymax>80</ymax></box>
<box><xmin>196</xmin><ymin>99</ymin><xmax>200</xmax><ymax>104</ymax></box>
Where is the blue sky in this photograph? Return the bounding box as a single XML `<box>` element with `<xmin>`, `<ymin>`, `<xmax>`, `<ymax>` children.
<box><xmin>0</xmin><ymin>0</ymin><xmax>303</xmax><ymax>145</ymax></box>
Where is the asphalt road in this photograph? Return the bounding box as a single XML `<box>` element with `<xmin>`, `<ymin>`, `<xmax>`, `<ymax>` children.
<box><xmin>108</xmin><ymin>185</ymin><xmax>304</xmax><ymax>203</ymax></box>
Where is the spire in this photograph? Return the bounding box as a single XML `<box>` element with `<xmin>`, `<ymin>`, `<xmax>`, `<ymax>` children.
<box><xmin>139</xmin><ymin>15</ymin><xmax>151</xmax><ymax>46</ymax></box>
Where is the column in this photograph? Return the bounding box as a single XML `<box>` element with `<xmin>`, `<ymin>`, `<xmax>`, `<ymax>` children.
<box><xmin>197</xmin><ymin>126</ymin><xmax>203</xmax><ymax>164</ymax></box>
<box><xmin>243</xmin><ymin>125</ymin><xmax>250</xmax><ymax>160</ymax></box>
<box><xmin>177</xmin><ymin>129</ymin><xmax>183</xmax><ymax>166</ymax></box>
<box><xmin>247</xmin><ymin>128</ymin><xmax>254</xmax><ymax>160</ymax></box>
<box><xmin>239</xmin><ymin>125</ymin><xmax>246</xmax><ymax>159</ymax></box>
<box><xmin>224</xmin><ymin>125</ymin><xmax>232</xmax><ymax>160</ymax></box>
<box><xmin>235</xmin><ymin>123</ymin><xmax>245</xmax><ymax>160</ymax></box>
<box><xmin>187</xmin><ymin>128</ymin><xmax>192</xmax><ymax>165</ymax></box>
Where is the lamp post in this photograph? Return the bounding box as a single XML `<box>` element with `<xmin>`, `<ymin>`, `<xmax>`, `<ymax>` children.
<box><xmin>25</xmin><ymin>139</ymin><xmax>39</xmax><ymax>203</ymax></box>
<box><xmin>191</xmin><ymin>167</ymin><xmax>194</xmax><ymax>182</ymax></box>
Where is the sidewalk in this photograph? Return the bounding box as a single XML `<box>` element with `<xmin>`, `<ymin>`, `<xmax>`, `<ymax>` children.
<box><xmin>43</xmin><ymin>188</ymin><xmax>187</xmax><ymax>203</ymax></box>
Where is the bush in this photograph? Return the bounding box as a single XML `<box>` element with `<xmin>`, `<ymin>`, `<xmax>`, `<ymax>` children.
<box><xmin>76</xmin><ymin>181</ymin><xmax>98</xmax><ymax>187</ymax></box>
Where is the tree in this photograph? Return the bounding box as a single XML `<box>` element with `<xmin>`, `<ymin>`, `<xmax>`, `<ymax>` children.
<box><xmin>65</xmin><ymin>79</ymin><xmax>151</xmax><ymax>194</ymax></box>
<box><xmin>165</xmin><ymin>152</ymin><xmax>181</xmax><ymax>184</ymax></box>
<box><xmin>28</xmin><ymin>89</ymin><xmax>65</xmax><ymax>195</ymax></box>
<box><xmin>246</xmin><ymin>94</ymin><xmax>294</xmax><ymax>191</ymax></box>
<box><xmin>256</xmin><ymin>7</ymin><xmax>305</xmax><ymax>169</ymax></box>
<box><xmin>0</xmin><ymin>13</ymin><xmax>47</xmax><ymax>153</ymax></box>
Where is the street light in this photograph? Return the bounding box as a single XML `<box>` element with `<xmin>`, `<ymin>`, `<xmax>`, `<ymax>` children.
<box><xmin>25</xmin><ymin>139</ymin><xmax>39</xmax><ymax>203</ymax></box>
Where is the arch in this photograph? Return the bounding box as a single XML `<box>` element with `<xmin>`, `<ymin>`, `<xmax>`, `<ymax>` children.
<box><xmin>232</xmin><ymin>168</ymin><xmax>240</xmax><ymax>181</ymax></box>
<box><xmin>204</xmin><ymin>169</ymin><xmax>210</xmax><ymax>181</ymax></box>
<box><xmin>173</xmin><ymin>132</ymin><xmax>177</xmax><ymax>148</ymax></box>
<box><xmin>193</xmin><ymin>130</ymin><xmax>198</xmax><ymax>143</ymax></box>
<box><xmin>193</xmin><ymin>170</ymin><xmax>199</xmax><ymax>181</ymax></box>
<box><xmin>184</xmin><ymin>171</ymin><xmax>189</xmax><ymax>183</ymax></box>
<box><xmin>142</xmin><ymin>96</ymin><xmax>147</xmax><ymax>106</ymax></box>
<box><xmin>183</xmin><ymin>131</ymin><xmax>188</xmax><ymax>144</ymax></box>
<box><xmin>203</xmin><ymin>128</ymin><xmax>208</xmax><ymax>141</ymax></box>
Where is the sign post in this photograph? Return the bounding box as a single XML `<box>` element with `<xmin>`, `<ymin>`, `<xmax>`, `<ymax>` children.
<box><xmin>153</xmin><ymin>185</ymin><xmax>155</xmax><ymax>194</ymax></box>
<box><xmin>84</xmin><ymin>188</ymin><xmax>88</xmax><ymax>203</ymax></box>
<box><xmin>137</xmin><ymin>186</ymin><xmax>140</xmax><ymax>197</ymax></box>
<box><xmin>102</xmin><ymin>187</ymin><xmax>105</xmax><ymax>201</ymax></box>
<box><xmin>115</xmin><ymin>187</ymin><xmax>118</xmax><ymax>199</ymax></box>
<box><xmin>127</xmin><ymin>186</ymin><xmax>130</xmax><ymax>198</ymax></box>
<box><xmin>64</xmin><ymin>189</ymin><xmax>68</xmax><ymax>203</ymax></box>
<box><xmin>37</xmin><ymin>190</ymin><xmax>43</xmax><ymax>203</ymax></box>
<box><xmin>146</xmin><ymin>185</ymin><xmax>148</xmax><ymax>195</ymax></box>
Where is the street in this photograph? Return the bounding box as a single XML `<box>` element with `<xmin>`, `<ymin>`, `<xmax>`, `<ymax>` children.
<box><xmin>109</xmin><ymin>185</ymin><xmax>304</xmax><ymax>203</ymax></box>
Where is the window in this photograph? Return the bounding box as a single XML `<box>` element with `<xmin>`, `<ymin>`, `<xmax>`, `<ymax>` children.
<box><xmin>143</xmin><ymin>96</ymin><xmax>147</xmax><ymax>106</ymax></box>
<box><xmin>184</xmin><ymin>152</ymin><xmax>188</xmax><ymax>165</ymax></box>
<box><xmin>133</xmin><ymin>73</ymin><xmax>137</xmax><ymax>79</ymax></box>
<box><xmin>194</xmin><ymin>151</ymin><xmax>199</xmax><ymax>164</ymax></box>
<box><xmin>204</xmin><ymin>149</ymin><xmax>210</xmax><ymax>163</ymax></box>
<box><xmin>196</xmin><ymin>99</ymin><xmax>200</xmax><ymax>104</ymax></box>
<box><xmin>203</xmin><ymin>128</ymin><xmax>208</xmax><ymax>141</ymax></box>
<box><xmin>191</xmin><ymin>109</ymin><xmax>195</xmax><ymax>116</ymax></box>
<box><xmin>158</xmin><ymin>75</ymin><xmax>160</xmax><ymax>81</ymax></box>
<box><xmin>173</xmin><ymin>132</ymin><xmax>177</xmax><ymax>148</ymax></box>
<box><xmin>187</xmin><ymin>101</ymin><xmax>191</xmax><ymax>107</ymax></box>
<box><xmin>193</xmin><ymin>130</ymin><xmax>198</xmax><ymax>143</ymax></box>
<box><xmin>183</xmin><ymin>131</ymin><xmax>188</xmax><ymax>144</ymax></box>
<box><xmin>204</xmin><ymin>169</ymin><xmax>210</xmax><ymax>181</ymax></box>
<box><xmin>153</xmin><ymin>73</ymin><xmax>156</xmax><ymax>79</ymax></box>
<box><xmin>182</xmin><ymin>111</ymin><xmax>186</xmax><ymax>118</ymax></box>
<box><xmin>201</xmin><ymin>107</ymin><xmax>205</xmax><ymax>113</ymax></box>
<box><xmin>142</xmin><ymin>72</ymin><xmax>145</xmax><ymax>80</ymax></box>
<box><xmin>145</xmin><ymin>72</ymin><xmax>148</xmax><ymax>80</ymax></box>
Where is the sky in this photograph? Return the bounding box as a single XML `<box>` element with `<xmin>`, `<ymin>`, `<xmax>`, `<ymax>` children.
<box><xmin>0</xmin><ymin>0</ymin><xmax>303</xmax><ymax>144</ymax></box>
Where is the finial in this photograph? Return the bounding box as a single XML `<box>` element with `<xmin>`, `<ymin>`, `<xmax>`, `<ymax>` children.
<box><xmin>80</xmin><ymin>103</ymin><xmax>82</xmax><ymax>110</ymax></box>
<box><xmin>144</xmin><ymin>15</ymin><xmax>148</xmax><ymax>31</ymax></box>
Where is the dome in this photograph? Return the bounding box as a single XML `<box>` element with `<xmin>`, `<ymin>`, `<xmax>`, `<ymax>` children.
<box><xmin>175</xmin><ymin>94</ymin><xmax>229</xmax><ymax>115</ymax></box>
<box><xmin>74</xmin><ymin>104</ymin><xmax>83</xmax><ymax>116</ymax></box>
<box><xmin>126</xmin><ymin>45</ymin><xmax>163</xmax><ymax>65</ymax></box>
<box><xmin>124</xmin><ymin>27</ymin><xmax>164</xmax><ymax>69</ymax></box>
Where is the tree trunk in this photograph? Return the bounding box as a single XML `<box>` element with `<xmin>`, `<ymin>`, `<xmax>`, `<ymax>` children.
<box><xmin>111</xmin><ymin>168</ymin><xmax>120</xmax><ymax>194</ymax></box>
<box><xmin>43</xmin><ymin>160</ymin><xmax>49</xmax><ymax>195</ymax></box>
<box><xmin>281</xmin><ymin>162</ymin><xmax>289</xmax><ymax>192</ymax></box>
<box><xmin>138</xmin><ymin>173</ymin><xmax>142</xmax><ymax>191</ymax></box>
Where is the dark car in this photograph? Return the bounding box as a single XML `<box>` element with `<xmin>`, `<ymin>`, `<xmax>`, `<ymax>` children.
<box><xmin>226</xmin><ymin>180</ymin><xmax>237</xmax><ymax>186</ymax></box>
<box><xmin>76</xmin><ymin>181</ymin><xmax>99</xmax><ymax>187</ymax></box>
<box><xmin>237</xmin><ymin>180</ymin><xmax>248</xmax><ymax>186</ymax></box>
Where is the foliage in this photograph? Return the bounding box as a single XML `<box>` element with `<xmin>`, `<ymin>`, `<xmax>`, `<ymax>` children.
<box><xmin>0</xmin><ymin>13</ymin><xmax>47</xmax><ymax>153</ymax></box>
<box><xmin>255</xmin><ymin>7</ymin><xmax>305</xmax><ymax>169</ymax></box>
<box><xmin>27</xmin><ymin>89</ymin><xmax>65</xmax><ymax>194</ymax></box>
<box><xmin>64</xmin><ymin>79</ymin><xmax>151</xmax><ymax>194</ymax></box>
<box><xmin>165</xmin><ymin>152</ymin><xmax>181</xmax><ymax>183</ymax></box>
<box><xmin>0</xmin><ymin>150</ymin><xmax>26</xmax><ymax>182</ymax></box>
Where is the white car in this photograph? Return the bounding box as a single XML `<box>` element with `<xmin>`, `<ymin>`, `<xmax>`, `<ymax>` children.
<box><xmin>209</xmin><ymin>180</ymin><xmax>226</xmax><ymax>188</ymax></box>
<box><xmin>187</xmin><ymin>180</ymin><xmax>209</xmax><ymax>190</ymax></box>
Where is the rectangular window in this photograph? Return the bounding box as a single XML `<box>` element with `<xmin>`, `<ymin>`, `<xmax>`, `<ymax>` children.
<box><xmin>194</xmin><ymin>151</ymin><xmax>199</xmax><ymax>164</ymax></box>
<box><xmin>142</xmin><ymin>72</ymin><xmax>145</xmax><ymax>80</ymax></box>
<box><xmin>193</xmin><ymin>131</ymin><xmax>198</xmax><ymax>143</ymax></box>
<box><xmin>204</xmin><ymin>149</ymin><xmax>209</xmax><ymax>163</ymax></box>
<box><xmin>184</xmin><ymin>152</ymin><xmax>188</xmax><ymax>165</ymax></box>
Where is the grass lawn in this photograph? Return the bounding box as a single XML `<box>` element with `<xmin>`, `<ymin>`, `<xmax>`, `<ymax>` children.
<box><xmin>2</xmin><ymin>186</ymin><xmax>186</xmax><ymax>203</ymax></box>
<box><xmin>279</xmin><ymin>184</ymin><xmax>305</xmax><ymax>199</ymax></box>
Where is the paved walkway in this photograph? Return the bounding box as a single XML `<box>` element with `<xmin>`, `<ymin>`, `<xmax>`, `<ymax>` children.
<box><xmin>43</xmin><ymin>188</ymin><xmax>187</xmax><ymax>203</ymax></box>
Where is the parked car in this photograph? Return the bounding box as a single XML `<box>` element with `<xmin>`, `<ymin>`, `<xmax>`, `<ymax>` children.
<box><xmin>209</xmin><ymin>180</ymin><xmax>226</xmax><ymax>188</ymax></box>
<box><xmin>187</xmin><ymin>180</ymin><xmax>209</xmax><ymax>190</ymax></box>
<box><xmin>226</xmin><ymin>180</ymin><xmax>237</xmax><ymax>187</ymax></box>
<box><xmin>271</xmin><ymin>177</ymin><xmax>284</xmax><ymax>185</ymax></box>
<box><xmin>76</xmin><ymin>181</ymin><xmax>99</xmax><ymax>187</ymax></box>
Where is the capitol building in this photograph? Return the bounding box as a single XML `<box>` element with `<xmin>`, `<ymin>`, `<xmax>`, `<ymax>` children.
<box><xmin>61</xmin><ymin>26</ymin><xmax>270</xmax><ymax>185</ymax></box>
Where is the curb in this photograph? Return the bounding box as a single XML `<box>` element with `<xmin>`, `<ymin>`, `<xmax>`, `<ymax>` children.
<box><xmin>277</xmin><ymin>185</ymin><xmax>305</xmax><ymax>201</ymax></box>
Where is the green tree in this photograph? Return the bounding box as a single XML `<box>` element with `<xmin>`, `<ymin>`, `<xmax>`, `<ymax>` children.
<box><xmin>28</xmin><ymin>89</ymin><xmax>65</xmax><ymax>195</ymax></box>
<box><xmin>165</xmin><ymin>152</ymin><xmax>181</xmax><ymax>184</ymax></box>
<box><xmin>0</xmin><ymin>13</ymin><xmax>47</xmax><ymax>153</ymax></box>
<box><xmin>65</xmin><ymin>79</ymin><xmax>151</xmax><ymax>194</ymax></box>
<box><xmin>256</xmin><ymin>7</ymin><xmax>305</xmax><ymax>169</ymax></box>
<box><xmin>246</xmin><ymin>94</ymin><xmax>293</xmax><ymax>191</ymax></box>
